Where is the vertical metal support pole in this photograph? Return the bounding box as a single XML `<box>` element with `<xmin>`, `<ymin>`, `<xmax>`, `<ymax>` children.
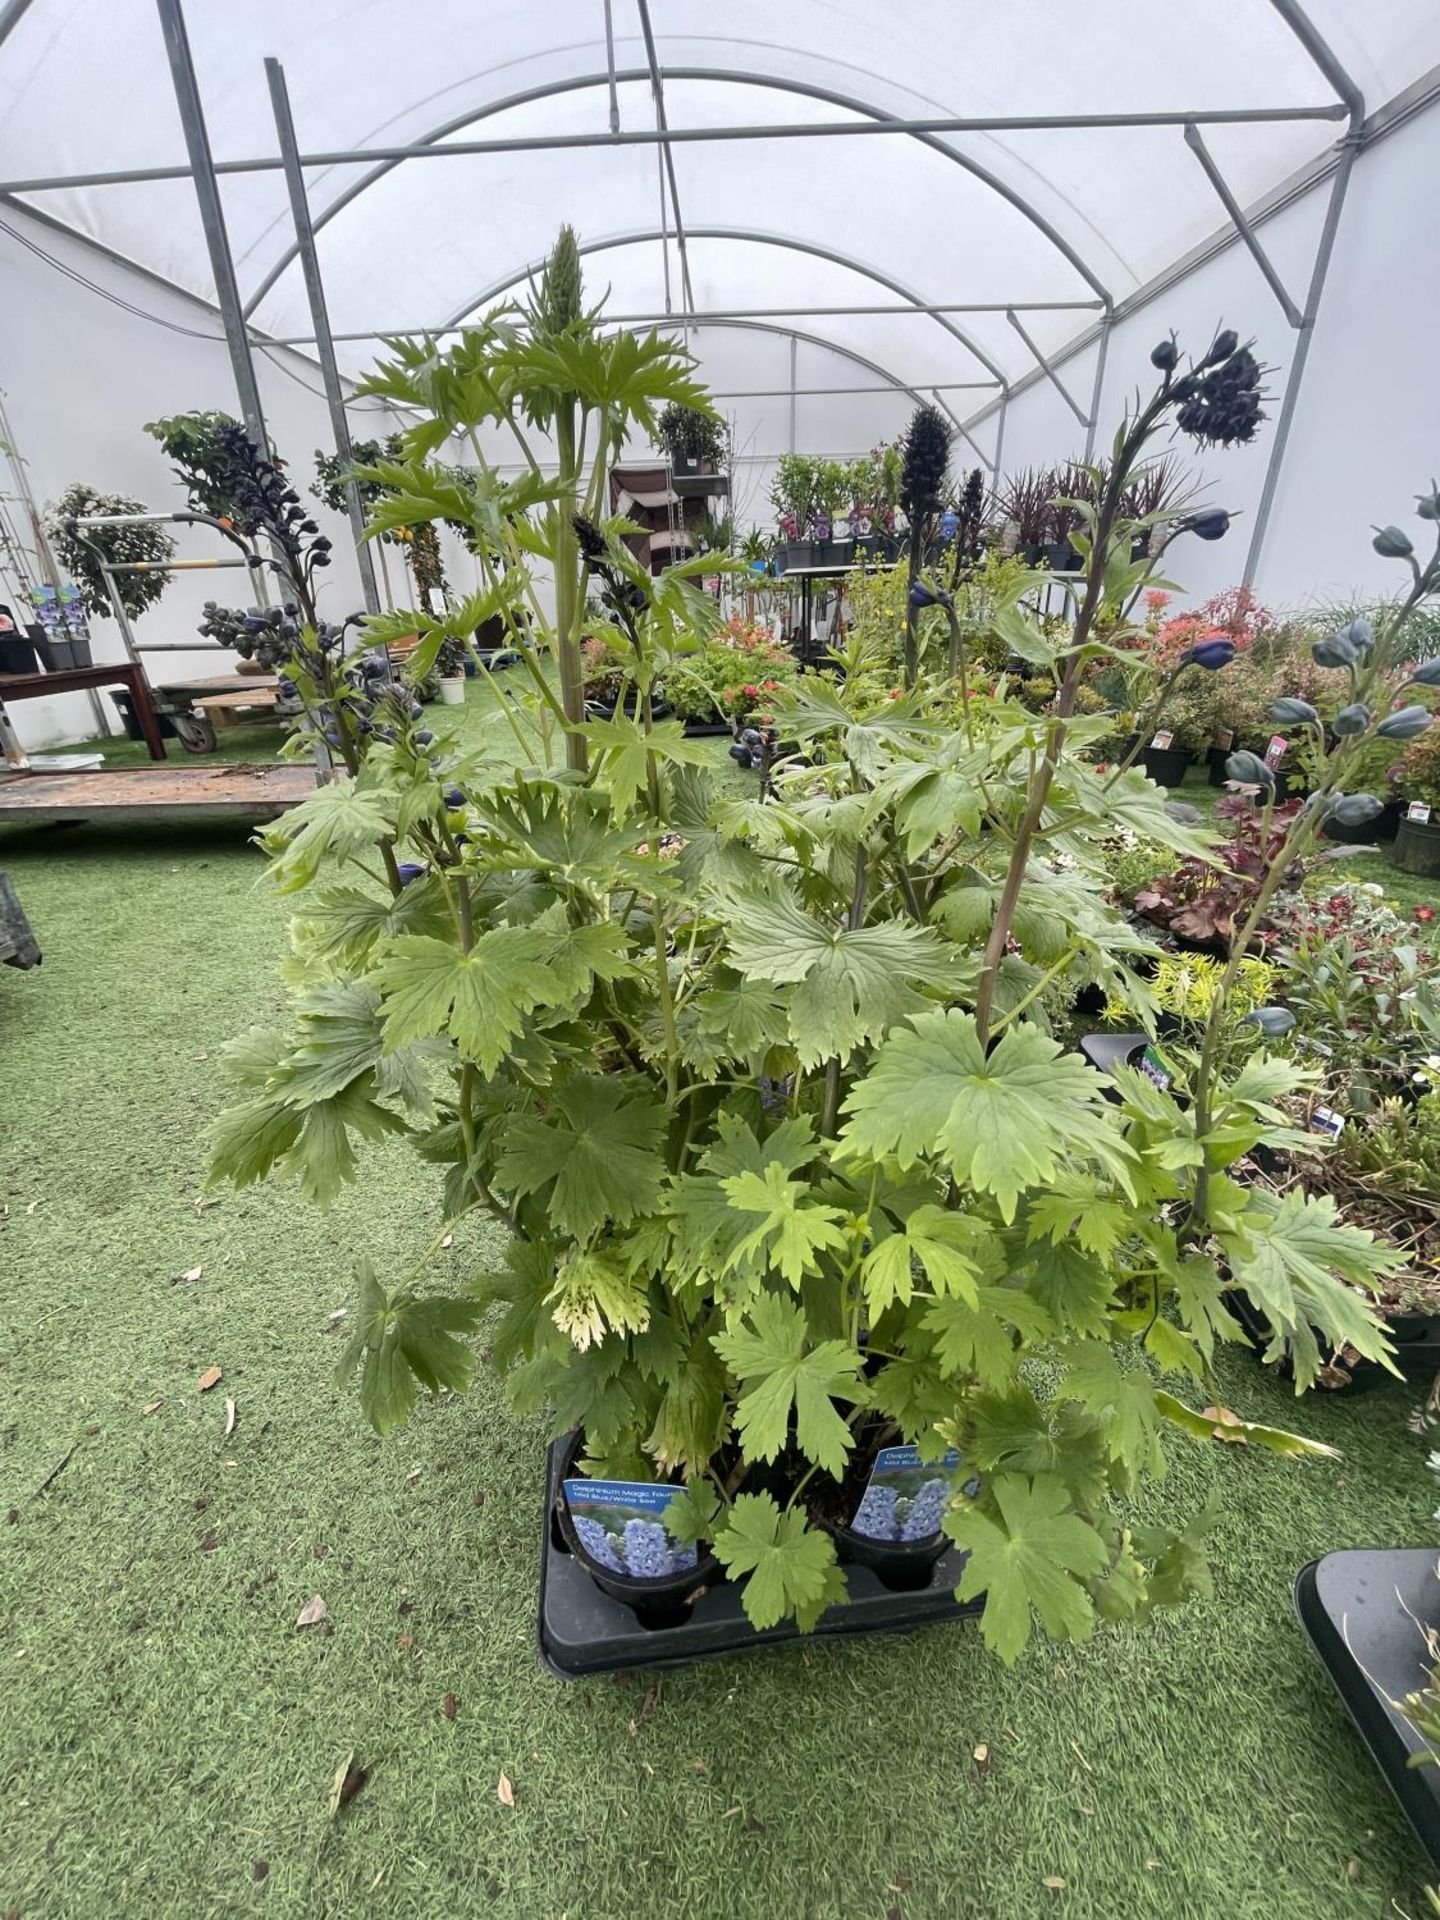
<box><xmin>992</xmin><ymin>392</ymin><xmax>1008</xmax><ymax>491</ymax></box>
<box><xmin>787</xmin><ymin>335</ymin><xmax>798</xmax><ymax>453</ymax></box>
<box><xmin>265</xmin><ymin>57</ymin><xmax>382</xmax><ymax>615</ymax></box>
<box><xmin>601</xmin><ymin>0</ymin><xmax>620</xmax><ymax>134</ymax></box>
<box><xmin>154</xmin><ymin>0</ymin><xmax>269</xmax><ymax>454</ymax></box>
<box><xmin>1242</xmin><ymin>134</ymin><xmax>1360</xmax><ymax>587</ymax></box>
<box><xmin>1083</xmin><ymin>312</ymin><xmax>1113</xmax><ymax>462</ymax></box>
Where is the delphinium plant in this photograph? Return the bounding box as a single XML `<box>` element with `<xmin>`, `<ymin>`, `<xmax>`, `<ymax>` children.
<box><xmin>356</xmin><ymin>226</ymin><xmax>712</xmax><ymax>774</ymax></box>
<box><xmin>209</xmin><ymin>321</ymin><xmax>1401</xmax><ymax>1664</ymax></box>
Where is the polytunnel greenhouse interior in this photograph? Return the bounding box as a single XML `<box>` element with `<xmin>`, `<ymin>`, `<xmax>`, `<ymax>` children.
<box><xmin>6</xmin><ymin>4</ymin><xmax>1440</xmax><ymax>1915</ymax></box>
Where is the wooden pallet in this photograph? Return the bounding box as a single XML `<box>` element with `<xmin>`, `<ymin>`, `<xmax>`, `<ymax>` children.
<box><xmin>0</xmin><ymin>761</ymin><xmax>316</xmax><ymax>825</ymax></box>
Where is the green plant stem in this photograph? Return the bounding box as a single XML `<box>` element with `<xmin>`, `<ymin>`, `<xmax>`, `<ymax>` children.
<box><xmin>973</xmin><ymin>389</ymin><xmax>1170</xmax><ymax>1044</ymax></box>
<box><xmin>989</xmin><ymin>951</ymin><xmax>1078</xmax><ymax>1033</ymax></box>
<box><xmin>820</xmin><ymin>843</ymin><xmax>869</xmax><ymax>1135</ymax></box>
<box><xmin>902</xmin><ymin>519</ymin><xmax>924</xmax><ymax>688</ymax></box>
<box><xmin>553</xmin><ymin>403</ymin><xmax>587</xmax><ymax>773</ymax></box>
<box><xmin>652</xmin><ymin>903</ymin><xmax>681</xmax><ymax>1108</ymax></box>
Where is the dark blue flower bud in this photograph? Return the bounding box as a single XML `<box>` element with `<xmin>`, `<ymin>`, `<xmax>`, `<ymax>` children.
<box><xmin>1376</xmin><ymin>704</ymin><xmax>1432</xmax><ymax>741</ymax></box>
<box><xmin>1269</xmin><ymin>697</ymin><xmax>1319</xmax><ymax>725</ymax></box>
<box><xmin>414</xmin><ymin>728</ymin><xmax>435</xmax><ymax>747</ymax></box>
<box><xmin>1312</xmin><ymin>632</ymin><xmax>1358</xmax><ymax>668</ymax></box>
<box><xmin>728</xmin><ymin>742</ymin><xmax>751</xmax><ymax>763</ymax></box>
<box><xmin>396</xmin><ymin>861</ymin><xmax>426</xmax><ymax>886</ymax></box>
<box><xmin>1342</xmin><ymin>618</ymin><xmax>1375</xmax><ymax>652</ymax></box>
<box><xmin>1332</xmin><ymin>703</ymin><xmax>1372</xmax><ymax>735</ymax></box>
<box><xmin>1150</xmin><ymin>338</ymin><xmax>1179</xmax><ymax>371</ymax></box>
<box><xmin>444</xmin><ymin>787</ymin><xmax>465</xmax><ymax>808</ymax></box>
<box><xmin>1373</xmin><ymin>524</ymin><xmax>1414</xmax><ymax>559</ymax></box>
<box><xmin>1182</xmin><ymin>638</ymin><xmax>1235</xmax><ymax>670</ymax></box>
<box><xmin>1182</xmin><ymin>509</ymin><xmax>1231</xmax><ymax>542</ymax></box>
<box><xmin>1200</xmin><ymin>329</ymin><xmax>1239</xmax><ymax>368</ymax></box>
<box><xmin>1226</xmin><ymin>749</ymin><xmax>1275</xmax><ymax>789</ymax></box>
<box><xmin>1409</xmin><ymin>657</ymin><xmax>1440</xmax><ymax>687</ymax></box>
<box><xmin>1416</xmin><ymin>482</ymin><xmax>1440</xmax><ymax>522</ymax></box>
<box><xmin>1326</xmin><ymin>792</ymin><xmax>1384</xmax><ymax>826</ymax></box>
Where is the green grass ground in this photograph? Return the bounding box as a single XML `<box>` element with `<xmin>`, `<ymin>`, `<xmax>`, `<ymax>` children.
<box><xmin>2</xmin><ymin>687</ymin><xmax>1439</xmax><ymax>1918</ymax></box>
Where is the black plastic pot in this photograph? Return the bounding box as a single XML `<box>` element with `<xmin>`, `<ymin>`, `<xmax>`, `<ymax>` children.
<box><xmin>1043</xmin><ymin>541</ymin><xmax>1081</xmax><ymax>572</ymax></box>
<box><xmin>0</xmin><ymin>630</ymin><xmax>39</xmax><ymax>675</ymax></box>
<box><xmin>554</xmin><ymin>1432</ymin><xmax>720</xmax><ymax>1630</ymax></box>
<box><xmin>824</xmin><ymin>1516</ymin><xmax>949</xmax><ymax>1592</ymax></box>
<box><xmin>781</xmin><ymin>540</ymin><xmax>816</xmax><ymax>571</ymax></box>
<box><xmin>538</xmin><ymin>1435</ymin><xmax>979</xmax><ymax>1677</ymax></box>
<box><xmin>1394</xmin><ymin>815</ymin><xmax>1440</xmax><ymax>879</ymax></box>
<box><xmin>680</xmin><ymin>717</ymin><xmax>734</xmax><ymax>738</ymax></box>
<box><xmin>31</xmin><ymin>633</ymin><xmax>75</xmax><ymax>673</ymax></box>
<box><xmin>671</xmin><ymin>453</ymin><xmax>704</xmax><ymax>477</ymax></box>
<box><xmin>1295</xmin><ymin>1549</ymin><xmax>1440</xmax><ymax>1867</ymax></box>
<box><xmin>68</xmin><ymin>631</ymin><xmax>93</xmax><ymax>667</ymax></box>
<box><xmin>1322</xmin><ymin>800</ymin><xmax>1402</xmax><ymax>846</ymax></box>
<box><xmin>1207</xmin><ymin>746</ymin><xmax>1231</xmax><ymax>787</ymax></box>
<box><xmin>1141</xmin><ymin>745</ymin><xmax>1191</xmax><ymax>788</ymax></box>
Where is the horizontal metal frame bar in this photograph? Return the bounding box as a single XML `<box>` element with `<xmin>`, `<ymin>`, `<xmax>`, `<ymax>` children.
<box><xmin>670</xmin><ymin>380</ymin><xmax>998</xmax><ymax>398</ymax></box>
<box><xmin>440</xmin><ymin>225</ymin><xmax>1013</xmax><ymax>389</ymax></box>
<box><xmin>0</xmin><ymin>102</ymin><xmax>1348</xmax><ymax>197</ymax></box>
<box><xmin>238</xmin><ymin>63</ymin><xmax>1112</xmax><ymax>320</ymax></box>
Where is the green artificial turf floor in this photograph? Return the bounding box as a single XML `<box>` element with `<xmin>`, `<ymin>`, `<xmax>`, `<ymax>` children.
<box><xmin>2</xmin><ymin>686</ymin><xmax>1439</xmax><ymax>1918</ymax></box>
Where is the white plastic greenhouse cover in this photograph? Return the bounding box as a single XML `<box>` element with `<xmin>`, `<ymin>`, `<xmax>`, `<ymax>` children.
<box><xmin>3</xmin><ymin>0</ymin><xmax>1439</xmax><ymax>395</ymax></box>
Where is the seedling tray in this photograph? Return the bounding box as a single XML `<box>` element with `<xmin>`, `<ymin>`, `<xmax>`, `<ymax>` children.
<box><xmin>1294</xmin><ymin>1549</ymin><xmax>1440</xmax><ymax>1866</ymax></box>
<box><xmin>536</xmin><ymin>1437</ymin><xmax>980</xmax><ymax>1678</ymax></box>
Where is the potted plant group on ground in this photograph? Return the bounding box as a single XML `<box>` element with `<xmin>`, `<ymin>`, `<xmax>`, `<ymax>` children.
<box><xmin>207</xmin><ymin>280</ymin><xmax>1417</xmax><ymax>1670</ymax></box>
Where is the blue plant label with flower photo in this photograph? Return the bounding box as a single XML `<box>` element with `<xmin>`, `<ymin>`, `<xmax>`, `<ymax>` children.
<box><xmin>563</xmin><ymin>1478</ymin><xmax>698</xmax><ymax>1580</ymax></box>
<box><xmin>1311</xmin><ymin>1105</ymin><xmax>1345</xmax><ymax>1138</ymax></box>
<box><xmin>850</xmin><ymin>1446</ymin><xmax>962</xmax><ymax>1544</ymax></box>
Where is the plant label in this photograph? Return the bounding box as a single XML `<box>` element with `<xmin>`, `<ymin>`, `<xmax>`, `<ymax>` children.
<box><xmin>1311</xmin><ymin>1105</ymin><xmax>1345</xmax><ymax>1138</ymax></box>
<box><xmin>1264</xmin><ymin>733</ymin><xmax>1289</xmax><ymax>770</ymax></box>
<box><xmin>1139</xmin><ymin>1044</ymin><xmax>1174</xmax><ymax>1092</ymax></box>
<box><xmin>854</xmin><ymin>509</ymin><xmax>873</xmax><ymax>536</ymax></box>
<box><xmin>563</xmin><ymin>1478</ymin><xmax>698</xmax><ymax>1579</ymax></box>
<box><xmin>1407</xmin><ymin>801</ymin><xmax>1432</xmax><ymax>823</ymax></box>
<box><xmin>1215</xmin><ymin>728</ymin><xmax>1235</xmax><ymax>750</ymax></box>
<box><xmin>850</xmin><ymin>1444</ymin><xmax>964</xmax><ymax>1542</ymax></box>
<box><xmin>1149</xmin><ymin>730</ymin><xmax>1174</xmax><ymax>750</ymax></box>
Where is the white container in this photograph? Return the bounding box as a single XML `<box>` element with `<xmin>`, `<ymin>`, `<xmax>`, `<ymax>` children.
<box><xmin>438</xmin><ymin>676</ymin><xmax>465</xmax><ymax>706</ymax></box>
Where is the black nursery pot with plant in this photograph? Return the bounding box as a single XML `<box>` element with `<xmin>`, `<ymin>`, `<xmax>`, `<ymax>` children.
<box><xmin>781</xmin><ymin>540</ymin><xmax>815</xmax><ymax>571</ymax></box>
<box><xmin>1394</xmin><ymin>814</ymin><xmax>1440</xmax><ymax>878</ymax></box>
<box><xmin>1322</xmin><ymin>800</ymin><xmax>1402</xmax><ymax>846</ymax></box>
<box><xmin>1142</xmin><ymin>744</ymin><xmax>1192</xmax><ymax>788</ymax></box>
<box><xmin>553</xmin><ymin>1430</ymin><xmax>721</xmax><ymax>1629</ymax></box>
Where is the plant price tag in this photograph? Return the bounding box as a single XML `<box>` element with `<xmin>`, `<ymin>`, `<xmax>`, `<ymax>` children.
<box><xmin>562</xmin><ymin>1478</ymin><xmax>698</xmax><ymax>1578</ymax></box>
<box><xmin>1311</xmin><ymin>1105</ymin><xmax>1345</xmax><ymax>1139</ymax></box>
<box><xmin>1407</xmin><ymin>801</ymin><xmax>1432</xmax><ymax>823</ymax></box>
<box><xmin>1149</xmin><ymin>729</ymin><xmax>1174</xmax><ymax>749</ymax></box>
<box><xmin>1264</xmin><ymin>733</ymin><xmax>1289</xmax><ymax>770</ymax></box>
<box><xmin>850</xmin><ymin>1445</ymin><xmax>963</xmax><ymax>1543</ymax></box>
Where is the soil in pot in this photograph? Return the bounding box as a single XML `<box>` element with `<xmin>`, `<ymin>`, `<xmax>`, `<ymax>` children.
<box><xmin>1394</xmin><ymin>815</ymin><xmax>1440</xmax><ymax>879</ymax></box>
<box><xmin>806</xmin><ymin>1417</ymin><xmax>955</xmax><ymax>1593</ymax></box>
<box><xmin>554</xmin><ymin>1430</ymin><xmax>720</xmax><ymax>1629</ymax></box>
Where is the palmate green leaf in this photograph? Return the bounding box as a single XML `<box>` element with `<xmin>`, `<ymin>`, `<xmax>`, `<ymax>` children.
<box><xmin>923</xmin><ymin>1284</ymin><xmax>1056</xmax><ymax>1384</ymax></box>
<box><xmin>1221</xmin><ymin>1188</ymin><xmax>1402</xmax><ymax>1391</ymax></box>
<box><xmin>335</xmin><ymin>1260</ymin><xmax>483</xmax><ymax>1436</ymax></box>
<box><xmin>947</xmin><ymin>1472</ymin><xmax>1109</xmax><ymax>1664</ymax></box>
<box><xmin>711</xmin><ymin>1491</ymin><xmax>848</xmax><ymax>1632</ymax></box>
<box><xmin>862</xmin><ymin>1204</ymin><xmax>983</xmax><ymax>1314</ymax></box>
<box><xmin>294</xmin><ymin>877</ymin><xmax>452</xmax><ymax>967</ymax></box>
<box><xmin>1014</xmin><ymin>1239</ymin><xmax>1117</xmax><ymax>1336</ymax></box>
<box><xmin>268</xmin><ymin>981</ymin><xmax>383</xmax><ymax>1106</ymax></box>
<box><xmin>842</xmin><ymin>1013</ymin><xmax>1132</xmax><ymax>1222</ymax></box>
<box><xmin>670</xmin><ymin>1114</ymin><xmax>819</xmax><ymax>1304</ymax></box>
<box><xmin>280</xmin><ymin>1077</ymin><xmax>410</xmax><ymax>1207</ymax></box>
<box><xmin>689</xmin><ymin>970</ymin><xmax>790</xmax><ymax>1064</ymax></box>
<box><xmin>216</xmin><ymin>1023</ymin><xmax>288</xmax><ymax>1090</ymax></box>
<box><xmin>648</xmin><ymin>1331</ymin><xmax>731</xmax><ymax>1473</ymax></box>
<box><xmin>965</xmin><ymin>1388</ymin><xmax>1112</xmax><ymax>1511</ymax></box>
<box><xmin>712</xmin><ymin>1293</ymin><xmax>864</xmax><ymax>1476</ymax></box>
<box><xmin>576</xmin><ymin>713</ymin><xmax>713</xmax><ymax>817</ymax></box>
<box><xmin>505</xmin><ymin>327</ymin><xmax>713</xmax><ymax>432</ymax></box>
<box><xmin>1061</xmin><ymin>762</ymin><xmax>1223</xmax><ymax>866</ymax></box>
<box><xmin>545</xmin><ymin>1246</ymin><xmax>651</xmax><ymax>1352</ymax></box>
<box><xmin>495</xmin><ymin>1076</ymin><xmax>668</xmax><ymax>1242</ymax></box>
<box><xmin>717</xmin><ymin>885</ymin><xmax>971</xmax><ymax>1070</ymax></box>
<box><xmin>664</xmin><ymin>1482</ymin><xmax>724</xmax><ymax>1551</ymax></box>
<box><xmin>721</xmin><ymin>1163</ymin><xmax>849</xmax><ymax>1288</ymax></box>
<box><xmin>372</xmin><ymin>928</ymin><xmax>548</xmax><ymax>1072</ymax></box>
<box><xmin>261</xmin><ymin>776</ymin><xmax>396</xmax><ymax>893</ymax></box>
<box><xmin>1055</xmin><ymin>1342</ymin><xmax>1163</xmax><ymax>1477</ymax></box>
<box><xmin>207</xmin><ymin>1093</ymin><xmax>302</xmax><ymax>1189</ymax></box>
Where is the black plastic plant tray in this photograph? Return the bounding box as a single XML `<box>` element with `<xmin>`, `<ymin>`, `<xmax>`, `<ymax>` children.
<box><xmin>1295</xmin><ymin>1549</ymin><xmax>1440</xmax><ymax>1866</ymax></box>
<box><xmin>1226</xmin><ymin>1287</ymin><xmax>1440</xmax><ymax>1390</ymax></box>
<box><xmin>536</xmin><ymin>1437</ymin><xmax>981</xmax><ymax>1678</ymax></box>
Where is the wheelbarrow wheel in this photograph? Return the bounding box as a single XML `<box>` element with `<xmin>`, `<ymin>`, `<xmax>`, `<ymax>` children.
<box><xmin>173</xmin><ymin>714</ymin><xmax>217</xmax><ymax>754</ymax></box>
